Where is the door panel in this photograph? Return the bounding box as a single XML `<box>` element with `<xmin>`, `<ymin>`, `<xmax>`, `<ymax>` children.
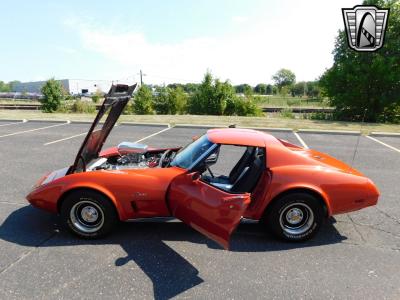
<box><xmin>168</xmin><ymin>172</ymin><xmax>251</xmax><ymax>250</ymax></box>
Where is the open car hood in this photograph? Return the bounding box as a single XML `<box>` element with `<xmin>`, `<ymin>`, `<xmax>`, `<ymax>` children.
<box><xmin>67</xmin><ymin>84</ymin><xmax>137</xmax><ymax>174</ymax></box>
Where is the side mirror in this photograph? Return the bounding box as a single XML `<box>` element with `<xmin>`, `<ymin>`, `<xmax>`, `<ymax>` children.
<box><xmin>205</xmin><ymin>152</ymin><xmax>218</xmax><ymax>165</ymax></box>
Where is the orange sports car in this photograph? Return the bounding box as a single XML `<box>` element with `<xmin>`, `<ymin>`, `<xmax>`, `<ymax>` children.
<box><xmin>26</xmin><ymin>84</ymin><xmax>379</xmax><ymax>249</ymax></box>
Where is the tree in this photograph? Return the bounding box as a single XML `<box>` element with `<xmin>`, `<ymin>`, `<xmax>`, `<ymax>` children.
<box><xmin>272</xmin><ymin>69</ymin><xmax>296</xmax><ymax>91</ymax></box>
<box><xmin>291</xmin><ymin>82</ymin><xmax>306</xmax><ymax>97</ymax></box>
<box><xmin>133</xmin><ymin>85</ymin><xmax>153</xmax><ymax>114</ymax></box>
<box><xmin>234</xmin><ymin>84</ymin><xmax>252</xmax><ymax>94</ymax></box>
<box><xmin>306</xmin><ymin>81</ymin><xmax>320</xmax><ymax>98</ymax></box>
<box><xmin>169</xmin><ymin>86</ymin><xmax>187</xmax><ymax>114</ymax></box>
<box><xmin>320</xmin><ymin>0</ymin><xmax>400</xmax><ymax>122</ymax></box>
<box><xmin>40</xmin><ymin>79</ymin><xmax>65</xmax><ymax>112</ymax></box>
<box><xmin>183</xmin><ymin>83</ymin><xmax>199</xmax><ymax>93</ymax></box>
<box><xmin>189</xmin><ymin>72</ymin><xmax>214</xmax><ymax>114</ymax></box>
<box><xmin>8</xmin><ymin>80</ymin><xmax>20</xmax><ymax>92</ymax></box>
<box><xmin>254</xmin><ymin>83</ymin><xmax>267</xmax><ymax>94</ymax></box>
<box><xmin>153</xmin><ymin>86</ymin><xmax>188</xmax><ymax>114</ymax></box>
<box><xmin>188</xmin><ymin>72</ymin><xmax>260</xmax><ymax>116</ymax></box>
<box><xmin>0</xmin><ymin>81</ymin><xmax>11</xmax><ymax>92</ymax></box>
<box><xmin>266</xmin><ymin>84</ymin><xmax>273</xmax><ymax>95</ymax></box>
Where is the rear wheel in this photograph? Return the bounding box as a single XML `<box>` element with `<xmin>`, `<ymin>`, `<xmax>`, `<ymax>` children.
<box><xmin>263</xmin><ymin>192</ymin><xmax>324</xmax><ymax>242</ymax></box>
<box><xmin>60</xmin><ymin>190</ymin><xmax>118</xmax><ymax>239</ymax></box>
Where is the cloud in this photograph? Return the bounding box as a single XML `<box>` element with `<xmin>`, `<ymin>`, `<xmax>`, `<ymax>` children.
<box><xmin>232</xmin><ymin>16</ymin><xmax>248</xmax><ymax>23</ymax></box>
<box><xmin>65</xmin><ymin>2</ymin><xmax>347</xmax><ymax>85</ymax></box>
<box><xmin>54</xmin><ymin>45</ymin><xmax>78</xmax><ymax>55</ymax></box>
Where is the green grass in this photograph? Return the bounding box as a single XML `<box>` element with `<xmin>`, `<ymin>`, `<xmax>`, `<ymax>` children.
<box><xmin>1</xmin><ymin>110</ymin><xmax>399</xmax><ymax>134</ymax></box>
<box><xmin>253</xmin><ymin>95</ymin><xmax>330</xmax><ymax>108</ymax></box>
<box><xmin>0</xmin><ymin>99</ymin><xmax>41</xmax><ymax>105</ymax></box>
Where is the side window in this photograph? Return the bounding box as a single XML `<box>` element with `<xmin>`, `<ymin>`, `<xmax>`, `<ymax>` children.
<box><xmin>208</xmin><ymin>145</ymin><xmax>247</xmax><ymax>177</ymax></box>
<box><xmin>201</xmin><ymin>145</ymin><xmax>266</xmax><ymax>194</ymax></box>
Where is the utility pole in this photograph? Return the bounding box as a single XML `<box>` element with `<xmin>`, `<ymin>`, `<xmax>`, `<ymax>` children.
<box><xmin>139</xmin><ymin>70</ymin><xmax>146</xmax><ymax>85</ymax></box>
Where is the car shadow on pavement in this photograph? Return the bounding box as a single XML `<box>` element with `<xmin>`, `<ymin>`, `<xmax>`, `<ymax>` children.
<box><xmin>0</xmin><ymin>206</ymin><xmax>346</xmax><ymax>300</ymax></box>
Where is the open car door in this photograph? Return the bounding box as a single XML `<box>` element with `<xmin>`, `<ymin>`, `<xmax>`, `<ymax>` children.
<box><xmin>167</xmin><ymin>172</ymin><xmax>251</xmax><ymax>250</ymax></box>
<box><xmin>67</xmin><ymin>84</ymin><xmax>137</xmax><ymax>174</ymax></box>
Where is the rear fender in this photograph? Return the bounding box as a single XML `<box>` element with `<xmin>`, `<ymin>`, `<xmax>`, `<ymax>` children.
<box><xmin>253</xmin><ymin>166</ymin><xmax>333</xmax><ymax>219</ymax></box>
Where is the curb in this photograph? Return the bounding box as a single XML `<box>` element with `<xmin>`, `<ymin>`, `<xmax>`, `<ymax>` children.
<box><xmin>297</xmin><ymin>129</ymin><xmax>361</xmax><ymax>135</ymax></box>
<box><xmin>244</xmin><ymin>127</ymin><xmax>293</xmax><ymax>132</ymax></box>
<box><xmin>28</xmin><ymin>119</ymin><xmax>71</xmax><ymax>124</ymax></box>
<box><xmin>120</xmin><ymin>122</ymin><xmax>170</xmax><ymax>128</ymax></box>
<box><xmin>0</xmin><ymin>119</ymin><xmax>27</xmax><ymax>122</ymax></box>
<box><xmin>174</xmin><ymin>124</ymin><xmax>221</xmax><ymax>129</ymax></box>
<box><xmin>370</xmin><ymin>131</ymin><xmax>400</xmax><ymax>137</ymax></box>
<box><xmin>69</xmin><ymin>120</ymin><xmax>93</xmax><ymax>124</ymax></box>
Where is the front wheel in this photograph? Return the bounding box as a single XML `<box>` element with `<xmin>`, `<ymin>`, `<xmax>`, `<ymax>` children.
<box><xmin>263</xmin><ymin>192</ymin><xmax>324</xmax><ymax>242</ymax></box>
<box><xmin>60</xmin><ymin>190</ymin><xmax>118</xmax><ymax>239</ymax></box>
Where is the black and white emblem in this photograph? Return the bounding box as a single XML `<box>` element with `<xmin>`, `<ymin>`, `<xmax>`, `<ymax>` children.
<box><xmin>342</xmin><ymin>5</ymin><xmax>389</xmax><ymax>52</ymax></box>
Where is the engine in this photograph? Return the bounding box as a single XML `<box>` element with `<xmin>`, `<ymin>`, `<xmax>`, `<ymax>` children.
<box><xmin>89</xmin><ymin>142</ymin><xmax>174</xmax><ymax>171</ymax></box>
<box><xmin>95</xmin><ymin>152</ymin><xmax>161</xmax><ymax>170</ymax></box>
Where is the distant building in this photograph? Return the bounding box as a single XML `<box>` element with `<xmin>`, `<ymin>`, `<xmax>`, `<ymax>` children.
<box><xmin>12</xmin><ymin>79</ymin><xmax>114</xmax><ymax>95</ymax></box>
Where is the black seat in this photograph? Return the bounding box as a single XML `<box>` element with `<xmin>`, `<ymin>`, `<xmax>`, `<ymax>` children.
<box><xmin>228</xmin><ymin>147</ymin><xmax>256</xmax><ymax>183</ymax></box>
<box><xmin>230</xmin><ymin>156</ymin><xmax>264</xmax><ymax>193</ymax></box>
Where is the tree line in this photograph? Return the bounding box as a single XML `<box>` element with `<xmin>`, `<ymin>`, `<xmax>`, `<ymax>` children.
<box><xmin>131</xmin><ymin>72</ymin><xmax>261</xmax><ymax>116</ymax></box>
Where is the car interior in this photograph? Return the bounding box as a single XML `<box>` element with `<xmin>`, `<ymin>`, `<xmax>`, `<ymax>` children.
<box><xmin>201</xmin><ymin>145</ymin><xmax>265</xmax><ymax>194</ymax></box>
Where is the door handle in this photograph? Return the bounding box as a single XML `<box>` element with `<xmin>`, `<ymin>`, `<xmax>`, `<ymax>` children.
<box><xmin>222</xmin><ymin>195</ymin><xmax>247</xmax><ymax>201</ymax></box>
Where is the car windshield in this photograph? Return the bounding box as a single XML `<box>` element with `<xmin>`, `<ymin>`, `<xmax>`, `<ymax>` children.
<box><xmin>170</xmin><ymin>134</ymin><xmax>214</xmax><ymax>169</ymax></box>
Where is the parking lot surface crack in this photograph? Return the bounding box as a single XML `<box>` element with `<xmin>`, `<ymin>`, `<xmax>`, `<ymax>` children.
<box><xmin>0</xmin><ymin>231</ymin><xmax>58</xmax><ymax>275</ymax></box>
<box><xmin>375</xmin><ymin>206</ymin><xmax>400</xmax><ymax>226</ymax></box>
<box><xmin>347</xmin><ymin>214</ymin><xmax>366</xmax><ymax>243</ymax></box>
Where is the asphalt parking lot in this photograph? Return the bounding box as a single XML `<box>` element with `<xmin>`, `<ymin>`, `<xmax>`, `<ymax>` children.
<box><xmin>0</xmin><ymin>120</ymin><xmax>399</xmax><ymax>299</ymax></box>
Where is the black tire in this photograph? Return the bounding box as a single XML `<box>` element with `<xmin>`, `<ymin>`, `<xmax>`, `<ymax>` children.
<box><xmin>60</xmin><ymin>190</ymin><xmax>118</xmax><ymax>239</ymax></box>
<box><xmin>263</xmin><ymin>192</ymin><xmax>324</xmax><ymax>242</ymax></box>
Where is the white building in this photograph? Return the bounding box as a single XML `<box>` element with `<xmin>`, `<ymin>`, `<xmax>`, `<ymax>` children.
<box><xmin>12</xmin><ymin>79</ymin><xmax>115</xmax><ymax>95</ymax></box>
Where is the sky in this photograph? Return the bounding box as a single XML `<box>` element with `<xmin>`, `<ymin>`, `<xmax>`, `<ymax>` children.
<box><xmin>0</xmin><ymin>0</ymin><xmax>358</xmax><ymax>85</ymax></box>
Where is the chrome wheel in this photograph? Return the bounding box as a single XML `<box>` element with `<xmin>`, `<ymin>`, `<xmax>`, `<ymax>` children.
<box><xmin>70</xmin><ymin>200</ymin><xmax>104</xmax><ymax>233</ymax></box>
<box><xmin>279</xmin><ymin>203</ymin><xmax>314</xmax><ymax>236</ymax></box>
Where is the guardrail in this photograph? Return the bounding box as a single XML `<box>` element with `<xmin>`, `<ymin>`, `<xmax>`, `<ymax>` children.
<box><xmin>262</xmin><ymin>107</ymin><xmax>334</xmax><ymax>113</ymax></box>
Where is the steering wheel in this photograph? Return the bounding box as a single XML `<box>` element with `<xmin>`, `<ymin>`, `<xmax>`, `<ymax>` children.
<box><xmin>158</xmin><ymin>149</ymin><xmax>171</xmax><ymax>168</ymax></box>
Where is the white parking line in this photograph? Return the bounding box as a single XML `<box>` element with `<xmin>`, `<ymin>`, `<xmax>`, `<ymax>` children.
<box><xmin>44</xmin><ymin>132</ymin><xmax>87</xmax><ymax>146</ymax></box>
<box><xmin>366</xmin><ymin>135</ymin><xmax>400</xmax><ymax>153</ymax></box>
<box><xmin>0</xmin><ymin>122</ymin><xmax>70</xmax><ymax>138</ymax></box>
<box><xmin>0</xmin><ymin>119</ymin><xmax>27</xmax><ymax>127</ymax></box>
<box><xmin>135</xmin><ymin>125</ymin><xmax>172</xmax><ymax>143</ymax></box>
<box><xmin>293</xmin><ymin>132</ymin><xmax>309</xmax><ymax>149</ymax></box>
<box><xmin>44</xmin><ymin>124</ymin><xmax>172</xmax><ymax>146</ymax></box>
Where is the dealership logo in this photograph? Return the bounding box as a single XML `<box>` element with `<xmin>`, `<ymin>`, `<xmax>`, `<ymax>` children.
<box><xmin>342</xmin><ymin>5</ymin><xmax>389</xmax><ymax>52</ymax></box>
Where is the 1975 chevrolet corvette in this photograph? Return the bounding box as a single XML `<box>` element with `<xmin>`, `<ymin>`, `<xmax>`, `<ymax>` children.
<box><xmin>27</xmin><ymin>84</ymin><xmax>379</xmax><ymax>249</ymax></box>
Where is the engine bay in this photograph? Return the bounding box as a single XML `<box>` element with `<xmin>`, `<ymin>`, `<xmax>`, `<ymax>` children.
<box><xmin>89</xmin><ymin>142</ymin><xmax>179</xmax><ymax>171</ymax></box>
<box><xmin>98</xmin><ymin>152</ymin><xmax>163</xmax><ymax>170</ymax></box>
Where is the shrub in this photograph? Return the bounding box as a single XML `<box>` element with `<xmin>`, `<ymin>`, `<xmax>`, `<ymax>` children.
<box><xmin>153</xmin><ymin>87</ymin><xmax>170</xmax><ymax>114</ymax></box>
<box><xmin>377</xmin><ymin>104</ymin><xmax>400</xmax><ymax>124</ymax></box>
<box><xmin>71</xmin><ymin>100</ymin><xmax>96</xmax><ymax>113</ymax></box>
<box><xmin>169</xmin><ymin>86</ymin><xmax>187</xmax><ymax>114</ymax></box>
<box><xmin>224</xmin><ymin>96</ymin><xmax>262</xmax><ymax>116</ymax></box>
<box><xmin>133</xmin><ymin>85</ymin><xmax>153</xmax><ymax>114</ymax></box>
<box><xmin>307</xmin><ymin>112</ymin><xmax>334</xmax><ymax>121</ymax></box>
<box><xmin>287</xmin><ymin>98</ymin><xmax>300</xmax><ymax>106</ymax></box>
<box><xmin>40</xmin><ymin>79</ymin><xmax>65</xmax><ymax>112</ymax></box>
<box><xmin>91</xmin><ymin>89</ymin><xmax>103</xmax><ymax>103</ymax></box>
<box><xmin>91</xmin><ymin>95</ymin><xmax>100</xmax><ymax>103</ymax></box>
<box><xmin>280</xmin><ymin>108</ymin><xmax>295</xmax><ymax>119</ymax></box>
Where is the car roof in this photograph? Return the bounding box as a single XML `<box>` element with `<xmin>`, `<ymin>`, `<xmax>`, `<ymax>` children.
<box><xmin>206</xmin><ymin>128</ymin><xmax>279</xmax><ymax>147</ymax></box>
